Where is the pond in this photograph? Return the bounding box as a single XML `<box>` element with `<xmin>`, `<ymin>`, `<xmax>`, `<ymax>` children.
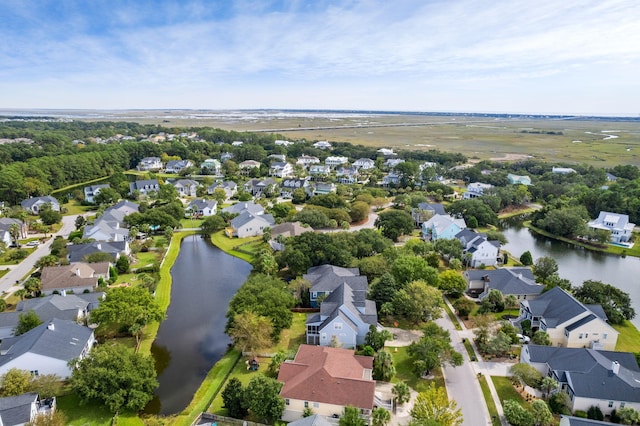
<box><xmin>500</xmin><ymin>219</ymin><xmax>640</xmax><ymax>329</ymax></box>
<box><xmin>146</xmin><ymin>234</ymin><xmax>252</xmax><ymax>415</ymax></box>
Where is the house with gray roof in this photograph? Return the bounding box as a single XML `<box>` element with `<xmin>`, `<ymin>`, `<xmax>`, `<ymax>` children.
<box><xmin>559</xmin><ymin>416</ymin><xmax>611</xmax><ymax>426</ymax></box>
<box><xmin>129</xmin><ymin>179</ymin><xmax>159</xmax><ymax>196</ymax></box>
<box><xmin>456</xmin><ymin>229</ymin><xmax>501</xmax><ymax>268</ymax></box>
<box><xmin>306</xmin><ymin>282</ymin><xmax>378</xmax><ymax>348</ymax></box>
<box><xmin>421</xmin><ymin>214</ymin><xmax>466</xmax><ymax>241</ymax></box>
<box><xmin>171</xmin><ymin>179</ymin><xmax>199</xmax><ymax>197</ymax></box>
<box><xmin>185</xmin><ymin>199</ymin><xmax>217</xmax><ymax>217</ymax></box>
<box><xmin>0</xmin><ymin>319</ymin><xmax>95</xmax><ymax>378</ymax></box>
<box><xmin>587</xmin><ymin>211</ymin><xmax>635</xmax><ymax>244</ymax></box>
<box><xmin>20</xmin><ymin>196</ymin><xmax>60</xmax><ymax>215</ymax></box>
<box><xmin>463</xmin><ymin>182</ymin><xmax>493</xmax><ymax>199</ymax></box>
<box><xmin>304</xmin><ymin>265</ymin><xmax>369</xmax><ymax>308</ymax></box>
<box><xmin>165</xmin><ymin>159</ymin><xmax>193</xmax><ymax>173</ymax></box>
<box><xmin>287</xmin><ymin>414</ymin><xmax>333</xmax><ymax>426</ymax></box>
<box><xmin>83</xmin><ymin>183</ymin><xmax>110</xmax><ymax>204</ymax></box>
<box><xmin>244</xmin><ymin>178</ymin><xmax>278</xmax><ymax>196</ymax></box>
<box><xmin>221</xmin><ymin>201</ymin><xmax>264</xmax><ymax>216</ymax></box>
<box><xmin>522</xmin><ymin>345</ymin><xmax>640</xmax><ymax>415</ymax></box>
<box><xmin>207</xmin><ymin>181</ymin><xmax>237</xmax><ymax>200</ymax></box>
<box><xmin>228</xmin><ymin>211</ymin><xmax>275</xmax><ymax>238</ymax></box>
<box><xmin>280</xmin><ymin>178</ymin><xmax>310</xmax><ymax>199</ymax></box>
<box><xmin>411</xmin><ymin>202</ymin><xmax>446</xmax><ymax>226</ymax></box>
<box><xmin>0</xmin><ymin>392</ymin><xmax>55</xmax><ymax>426</ymax></box>
<box><xmin>82</xmin><ymin>200</ymin><xmax>138</xmax><ymax>242</ymax></box>
<box><xmin>515</xmin><ymin>287</ymin><xmax>618</xmax><ymax>350</ymax></box>
<box><xmin>67</xmin><ymin>241</ymin><xmax>129</xmax><ymax>263</ymax></box>
<box><xmin>464</xmin><ymin>267</ymin><xmax>543</xmax><ymax>300</ymax></box>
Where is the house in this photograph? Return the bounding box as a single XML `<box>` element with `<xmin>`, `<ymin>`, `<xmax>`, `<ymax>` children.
<box><xmin>275</xmin><ymin>139</ymin><xmax>294</xmax><ymax>147</ymax></box>
<box><xmin>559</xmin><ymin>416</ymin><xmax>612</xmax><ymax>426</ymax></box>
<box><xmin>82</xmin><ymin>200</ymin><xmax>139</xmax><ymax>242</ymax></box>
<box><xmin>306</xmin><ymin>282</ymin><xmax>378</xmax><ymax>348</ymax></box>
<box><xmin>311</xmin><ymin>182</ymin><xmax>337</xmax><ymax>196</ymax></box>
<box><xmin>268</xmin><ymin>154</ymin><xmax>287</xmax><ymax>162</ymax></box>
<box><xmin>238</xmin><ymin>160</ymin><xmax>261</xmax><ymax>175</ymax></box>
<box><xmin>278</xmin><ymin>345</ymin><xmax>375</xmax><ymax>422</ymax></box>
<box><xmin>353</xmin><ymin>158</ymin><xmax>375</xmax><ymax>170</ymax></box>
<box><xmin>269</xmin><ymin>162</ymin><xmax>294</xmax><ymax>178</ymax></box>
<box><xmin>606</xmin><ymin>172</ymin><xmax>617</xmax><ymax>182</ymax></box>
<box><xmin>136</xmin><ymin>157</ymin><xmax>163</xmax><ymax>171</ymax></box>
<box><xmin>280</xmin><ymin>178</ymin><xmax>310</xmax><ymax>199</ymax></box>
<box><xmin>382</xmin><ymin>172</ymin><xmax>401</xmax><ymax>186</ymax></box>
<box><xmin>228</xmin><ymin>211</ymin><xmax>275</xmax><ymax>238</ymax></box>
<box><xmin>185</xmin><ymin>199</ymin><xmax>217</xmax><ymax>217</ymax></box>
<box><xmin>269</xmin><ymin>222</ymin><xmax>314</xmax><ymax>251</ymax></box>
<box><xmin>587</xmin><ymin>211</ymin><xmax>635</xmax><ymax>243</ymax></box>
<box><xmin>304</xmin><ymin>265</ymin><xmax>369</xmax><ymax>308</ymax></box>
<box><xmin>171</xmin><ymin>179</ymin><xmax>199</xmax><ymax>197</ymax></box>
<box><xmin>514</xmin><ymin>287</ymin><xmax>618</xmax><ymax>350</ymax></box>
<box><xmin>221</xmin><ymin>202</ymin><xmax>264</xmax><ymax>216</ymax></box>
<box><xmin>20</xmin><ymin>196</ymin><xmax>60</xmax><ymax>214</ymax></box>
<box><xmin>220</xmin><ymin>152</ymin><xmax>234</xmax><ymax>162</ymax></box>
<box><xmin>421</xmin><ymin>214</ymin><xmax>466</xmax><ymax>241</ymax></box>
<box><xmin>0</xmin><ymin>293</ymin><xmax>105</xmax><ymax>339</ymax></box>
<box><xmin>287</xmin><ymin>414</ymin><xmax>332</xmax><ymax>426</ymax></box>
<box><xmin>0</xmin><ymin>392</ymin><xmax>56</xmax><ymax>426</ymax></box>
<box><xmin>83</xmin><ymin>183</ymin><xmax>110</xmax><ymax>203</ymax></box>
<box><xmin>129</xmin><ymin>179</ymin><xmax>159</xmax><ymax>196</ymax></box>
<box><xmin>336</xmin><ymin>166</ymin><xmax>359</xmax><ymax>184</ymax></box>
<box><xmin>244</xmin><ymin>178</ymin><xmax>278</xmax><ymax>196</ymax></box>
<box><xmin>313</xmin><ymin>141</ymin><xmax>332</xmax><ymax>150</ymax></box>
<box><xmin>463</xmin><ymin>182</ymin><xmax>493</xmax><ymax>199</ymax></box>
<box><xmin>521</xmin><ymin>345</ymin><xmax>640</xmax><ymax>415</ymax></box>
<box><xmin>552</xmin><ymin>167</ymin><xmax>577</xmax><ymax>174</ymax></box>
<box><xmin>384</xmin><ymin>158</ymin><xmax>404</xmax><ymax>168</ymax></box>
<box><xmin>40</xmin><ymin>262</ymin><xmax>110</xmax><ymax>295</ymax></box>
<box><xmin>200</xmin><ymin>158</ymin><xmax>222</xmax><ymax>175</ymax></box>
<box><xmin>0</xmin><ymin>218</ymin><xmax>28</xmax><ymax>240</ymax></box>
<box><xmin>165</xmin><ymin>159</ymin><xmax>194</xmax><ymax>173</ymax></box>
<box><xmin>308</xmin><ymin>164</ymin><xmax>331</xmax><ymax>176</ymax></box>
<box><xmin>411</xmin><ymin>202</ymin><xmax>446</xmax><ymax>227</ymax></box>
<box><xmin>207</xmin><ymin>181</ymin><xmax>237</xmax><ymax>200</ymax></box>
<box><xmin>325</xmin><ymin>156</ymin><xmax>349</xmax><ymax>168</ymax></box>
<box><xmin>507</xmin><ymin>174</ymin><xmax>532</xmax><ymax>185</ymax></box>
<box><xmin>0</xmin><ymin>319</ymin><xmax>94</xmax><ymax>378</ymax></box>
<box><xmin>377</xmin><ymin>148</ymin><xmax>395</xmax><ymax>156</ymax></box>
<box><xmin>296</xmin><ymin>155</ymin><xmax>320</xmax><ymax>167</ymax></box>
<box><xmin>464</xmin><ymin>267</ymin><xmax>543</xmax><ymax>300</ymax></box>
<box><xmin>455</xmin><ymin>229</ymin><xmax>501</xmax><ymax>268</ymax></box>
<box><xmin>67</xmin><ymin>241</ymin><xmax>130</xmax><ymax>263</ymax></box>
<box><xmin>0</xmin><ymin>228</ymin><xmax>10</xmax><ymax>248</ymax></box>
<box><xmin>231</xmin><ymin>140</ymin><xmax>243</xmax><ymax>146</ymax></box>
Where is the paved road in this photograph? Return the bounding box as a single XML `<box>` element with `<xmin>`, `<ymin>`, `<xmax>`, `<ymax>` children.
<box><xmin>0</xmin><ymin>214</ymin><xmax>84</xmax><ymax>295</ymax></box>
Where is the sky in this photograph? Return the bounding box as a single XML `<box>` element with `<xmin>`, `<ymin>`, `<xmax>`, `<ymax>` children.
<box><xmin>1</xmin><ymin>0</ymin><xmax>639</xmax><ymax>115</ymax></box>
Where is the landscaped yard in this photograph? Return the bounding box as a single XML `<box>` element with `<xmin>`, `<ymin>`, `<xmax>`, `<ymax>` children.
<box><xmin>57</xmin><ymin>393</ymin><xmax>143</xmax><ymax>426</ymax></box>
<box><xmin>209</xmin><ymin>231</ymin><xmax>264</xmax><ymax>263</ymax></box>
<box><xmin>61</xmin><ymin>199</ymin><xmax>95</xmax><ymax>215</ymax></box>
<box><xmin>491</xmin><ymin>376</ymin><xmax>528</xmax><ymax>406</ymax></box>
<box><xmin>391</xmin><ymin>346</ymin><xmax>445</xmax><ymax>392</ymax></box>
<box><xmin>180</xmin><ymin>218</ymin><xmax>204</xmax><ymax>229</ymax></box>
<box><xmin>614</xmin><ymin>320</ymin><xmax>640</xmax><ymax>352</ymax></box>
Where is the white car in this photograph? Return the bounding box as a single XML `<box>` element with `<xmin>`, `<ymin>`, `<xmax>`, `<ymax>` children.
<box><xmin>516</xmin><ymin>333</ymin><xmax>530</xmax><ymax>344</ymax></box>
<box><xmin>25</xmin><ymin>241</ymin><xmax>39</xmax><ymax>247</ymax></box>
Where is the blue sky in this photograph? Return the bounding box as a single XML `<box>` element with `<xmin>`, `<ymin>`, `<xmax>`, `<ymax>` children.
<box><xmin>1</xmin><ymin>0</ymin><xmax>639</xmax><ymax>115</ymax></box>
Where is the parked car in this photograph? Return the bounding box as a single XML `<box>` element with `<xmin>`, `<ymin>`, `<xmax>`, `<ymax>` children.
<box><xmin>516</xmin><ymin>333</ymin><xmax>530</xmax><ymax>344</ymax></box>
<box><xmin>25</xmin><ymin>241</ymin><xmax>39</xmax><ymax>247</ymax></box>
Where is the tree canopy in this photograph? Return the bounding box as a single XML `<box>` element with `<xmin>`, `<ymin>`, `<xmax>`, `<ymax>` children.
<box><xmin>573</xmin><ymin>280</ymin><xmax>635</xmax><ymax>324</ymax></box>
<box><xmin>375</xmin><ymin>210</ymin><xmax>414</xmax><ymax>242</ymax></box>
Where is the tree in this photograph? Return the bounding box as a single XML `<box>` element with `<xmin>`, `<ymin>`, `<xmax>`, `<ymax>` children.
<box><xmin>373</xmin><ymin>349</ymin><xmax>395</xmax><ymax>381</ymax></box>
<box><xmin>28</xmin><ymin>374</ymin><xmax>63</xmax><ymax>399</ymax></box>
<box><xmin>371</xmin><ymin>407</ymin><xmax>391</xmax><ymax>426</ymax></box>
<box><xmin>392</xmin><ymin>255</ymin><xmax>438</xmax><ymax>287</ymax></box>
<box><xmin>484</xmin><ymin>331</ymin><xmax>512</xmax><ymax>357</ymax></box>
<box><xmin>539</xmin><ymin>377</ymin><xmax>558</xmax><ymax>401</ymax></box>
<box><xmin>548</xmin><ymin>391</ymin><xmax>571</xmax><ymax>415</ymax></box>
<box><xmin>531</xmin><ymin>330</ymin><xmax>551</xmax><ymax>346</ymax></box>
<box><xmin>369</xmin><ymin>273</ymin><xmax>399</xmax><ymax>309</ymax></box>
<box><xmin>586</xmin><ymin>405</ymin><xmax>604</xmax><ymax>421</ymax></box>
<box><xmin>26</xmin><ymin>411</ymin><xmax>68</xmax><ymax>426</ymax></box>
<box><xmin>573</xmin><ymin>280</ymin><xmax>635</xmax><ymax>324</ymax></box>
<box><xmin>15</xmin><ymin>310</ymin><xmax>42</xmax><ymax>335</ymax></box>
<box><xmin>519</xmin><ymin>251</ymin><xmax>533</xmax><ymax>266</ymax></box>
<box><xmin>70</xmin><ymin>344</ymin><xmax>157</xmax><ymax>414</ymax></box>
<box><xmin>23</xmin><ymin>277</ymin><xmax>41</xmax><ymax>297</ymax></box>
<box><xmin>339</xmin><ymin>405</ymin><xmax>366</xmax><ymax>426</ymax></box>
<box><xmin>221</xmin><ymin>377</ymin><xmax>249</xmax><ymax>419</ymax></box>
<box><xmin>244</xmin><ymin>375</ymin><xmax>285</xmax><ymax>424</ymax></box>
<box><xmin>409</xmin><ymin>385</ymin><xmax>463</xmax><ymax>426</ymax></box>
<box><xmin>531</xmin><ymin>400</ymin><xmax>554</xmax><ymax>426</ymax></box>
<box><xmin>509</xmin><ymin>363</ymin><xmax>543</xmax><ymax>388</ymax></box>
<box><xmin>375</xmin><ymin>210</ymin><xmax>414</xmax><ymax>242</ymax></box>
<box><xmin>74</xmin><ymin>215</ymin><xmax>86</xmax><ymax>230</ymax></box>
<box><xmin>478</xmin><ymin>289</ymin><xmax>505</xmax><ymax>313</ymax></box>
<box><xmin>616</xmin><ymin>406</ymin><xmax>640</xmax><ymax>425</ymax></box>
<box><xmin>93</xmin><ymin>187</ymin><xmax>120</xmax><ymax>205</ymax></box>
<box><xmin>90</xmin><ymin>286</ymin><xmax>164</xmax><ymax>346</ymax></box>
<box><xmin>349</xmin><ymin>201</ymin><xmax>370</xmax><ymax>223</ymax></box>
<box><xmin>453</xmin><ymin>298</ymin><xmax>475</xmax><ymax>319</ymax></box>
<box><xmin>392</xmin><ymin>381</ymin><xmax>411</xmax><ymax>405</ymax></box>
<box><xmin>0</xmin><ymin>368</ymin><xmax>31</xmax><ymax>396</ymax></box>
<box><xmin>393</xmin><ymin>280</ymin><xmax>443</xmax><ymax>324</ymax></box>
<box><xmin>267</xmin><ymin>350</ymin><xmax>291</xmax><ymax>378</ymax></box>
<box><xmin>115</xmin><ymin>255</ymin><xmax>129</xmax><ymax>273</ymax></box>
<box><xmin>38</xmin><ymin>204</ymin><xmax>62</xmax><ymax>225</ymax></box>
<box><xmin>201</xmin><ymin>215</ymin><xmax>227</xmax><ymax>234</ymax></box>
<box><xmin>365</xmin><ymin>324</ymin><xmax>393</xmax><ymax>352</ymax></box>
<box><xmin>503</xmin><ymin>400</ymin><xmax>534</xmax><ymax>426</ymax></box>
<box><xmin>252</xmin><ymin>249</ymin><xmax>279</xmax><ymax>276</ymax></box>
<box><xmin>437</xmin><ymin>270</ymin><xmax>466</xmax><ymax>298</ymax></box>
<box><xmin>447</xmin><ymin>199</ymin><xmax>497</xmax><ymax>227</ymax></box>
<box><xmin>228</xmin><ymin>311</ymin><xmax>274</xmax><ymax>356</ymax></box>
<box><xmin>407</xmin><ymin>322</ymin><xmax>462</xmax><ymax>377</ymax></box>
<box><xmin>532</xmin><ymin>256</ymin><xmax>559</xmax><ymax>284</ymax></box>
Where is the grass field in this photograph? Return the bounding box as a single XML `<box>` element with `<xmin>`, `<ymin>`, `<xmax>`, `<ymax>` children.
<box><xmin>209</xmin><ymin>231</ymin><xmax>264</xmax><ymax>263</ymax></box>
<box><xmin>491</xmin><ymin>376</ymin><xmax>527</xmax><ymax>406</ymax></box>
<box><xmin>57</xmin><ymin>393</ymin><xmax>143</xmax><ymax>426</ymax></box>
<box><xmin>391</xmin><ymin>346</ymin><xmax>445</xmax><ymax>392</ymax></box>
<box><xmin>613</xmin><ymin>320</ymin><xmax>640</xmax><ymax>352</ymax></box>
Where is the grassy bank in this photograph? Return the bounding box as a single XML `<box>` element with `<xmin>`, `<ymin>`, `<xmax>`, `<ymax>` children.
<box><xmin>613</xmin><ymin>320</ymin><xmax>640</xmax><ymax>353</ymax></box>
<box><xmin>209</xmin><ymin>231</ymin><xmax>263</xmax><ymax>263</ymax></box>
<box><xmin>478</xmin><ymin>375</ymin><xmax>501</xmax><ymax>426</ymax></box>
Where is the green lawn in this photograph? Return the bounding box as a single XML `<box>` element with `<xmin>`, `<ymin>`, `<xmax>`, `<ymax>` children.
<box><xmin>209</xmin><ymin>231</ymin><xmax>262</xmax><ymax>263</ymax></box>
<box><xmin>0</xmin><ymin>247</ymin><xmax>36</xmax><ymax>265</ymax></box>
<box><xmin>478</xmin><ymin>375</ymin><xmax>501</xmax><ymax>426</ymax></box>
<box><xmin>391</xmin><ymin>346</ymin><xmax>444</xmax><ymax>392</ymax></box>
<box><xmin>614</xmin><ymin>320</ymin><xmax>640</xmax><ymax>352</ymax></box>
<box><xmin>62</xmin><ymin>199</ymin><xmax>95</xmax><ymax>215</ymax></box>
<box><xmin>491</xmin><ymin>376</ymin><xmax>527</xmax><ymax>406</ymax></box>
<box><xmin>209</xmin><ymin>354</ymin><xmax>270</xmax><ymax>415</ymax></box>
<box><xmin>57</xmin><ymin>393</ymin><xmax>143</xmax><ymax>426</ymax></box>
<box><xmin>462</xmin><ymin>339</ymin><xmax>476</xmax><ymax>360</ymax></box>
<box><xmin>180</xmin><ymin>218</ymin><xmax>204</xmax><ymax>229</ymax></box>
<box><xmin>263</xmin><ymin>312</ymin><xmax>307</xmax><ymax>354</ymax></box>
<box><xmin>443</xmin><ymin>300</ymin><xmax>462</xmax><ymax>330</ymax></box>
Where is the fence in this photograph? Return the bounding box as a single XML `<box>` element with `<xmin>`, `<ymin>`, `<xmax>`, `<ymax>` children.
<box><xmin>192</xmin><ymin>413</ymin><xmax>269</xmax><ymax>426</ymax></box>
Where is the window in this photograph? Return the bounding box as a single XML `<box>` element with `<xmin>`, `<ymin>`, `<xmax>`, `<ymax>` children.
<box><xmin>313</xmin><ymin>402</ymin><xmax>319</xmax><ymax>408</ymax></box>
<box><xmin>321</xmin><ymin>333</ymin><xmax>327</xmax><ymax>340</ymax></box>
<box><xmin>334</xmin><ymin>322</ymin><xmax>343</xmax><ymax>330</ymax></box>
<box><xmin>621</xmin><ymin>402</ymin><xmax>626</xmax><ymax>408</ymax></box>
<box><xmin>285</xmin><ymin>399</ymin><xmax>290</xmax><ymax>406</ymax></box>
<box><xmin>609</xmin><ymin>401</ymin><xmax>614</xmax><ymax>408</ymax></box>
<box><xmin>30</xmin><ymin>370</ymin><xmax>39</xmax><ymax>376</ymax></box>
<box><xmin>579</xmin><ymin>333</ymin><xmax>583</xmax><ymax>339</ymax></box>
<box><xmin>603</xmin><ymin>333</ymin><xmax>608</xmax><ymax>340</ymax></box>
<box><xmin>304</xmin><ymin>401</ymin><xmax>309</xmax><ymax>408</ymax></box>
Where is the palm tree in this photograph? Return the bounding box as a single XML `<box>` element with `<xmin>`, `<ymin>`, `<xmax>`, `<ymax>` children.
<box><xmin>371</xmin><ymin>407</ymin><xmax>391</xmax><ymax>426</ymax></box>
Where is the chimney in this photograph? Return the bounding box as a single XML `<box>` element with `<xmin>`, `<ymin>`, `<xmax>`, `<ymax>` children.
<box><xmin>76</xmin><ymin>268</ymin><xmax>80</xmax><ymax>277</ymax></box>
<box><xmin>47</xmin><ymin>322</ymin><xmax>55</xmax><ymax>331</ymax></box>
<box><xmin>518</xmin><ymin>273</ymin><xmax>523</xmax><ymax>279</ymax></box>
<box><xmin>612</xmin><ymin>361</ymin><xmax>620</xmax><ymax>375</ymax></box>
<box><xmin>97</xmin><ymin>243</ymin><xmax>102</xmax><ymax>250</ymax></box>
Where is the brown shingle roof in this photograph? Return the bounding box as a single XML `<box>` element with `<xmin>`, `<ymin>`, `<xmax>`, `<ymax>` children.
<box><xmin>40</xmin><ymin>262</ymin><xmax>108</xmax><ymax>291</ymax></box>
<box><xmin>278</xmin><ymin>345</ymin><xmax>375</xmax><ymax>410</ymax></box>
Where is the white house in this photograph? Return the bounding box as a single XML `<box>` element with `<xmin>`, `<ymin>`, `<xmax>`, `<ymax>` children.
<box><xmin>313</xmin><ymin>141</ymin><xmax>332</xmax><ymax>150</ymax></box>
<box><xmin>377</xmin><ymin>148</ymin><xmax>395</xmax><ymax>156</ymax></box>
<box><xmin>269</xmin><ymin>162</ymin><xmax>294</xmax><ymax>178</ymax></box>
<box><xmin>171</xmin><ymin>179</ymin><xmax>199</xmax><ymax>197</ymax></box>
<box><xmin>82</xmin><ymin>200</ymin><xmax>138</xmax><ymax>242</ymax></box>
<box><xmin>0</xmin><ymin>319</ymin><xmax>95</xmax><ymax>379</ymax></box>
<box><xmin>231</xmin><ymin>140</ymin><xmax>243</xmax><ymax>146</ymax></box>
<box><xmin>20</xmin><ymin>196</ymin><xmax>60</xmax><ymax>214</ymax></box>
<box><xmin>463</xmin><ymin>182</ymin><xmax>493</xmax><ymax>199</ymax></box>
<box><xmin>587</xmin><ymin>211</ymin><xmax>635</xmax><ymax>244</ymax></box>
<box><xmin>83</xmin><ymin>184</ymin><xmax>110</xmax><ymax>204</ymax></box>
<box><xmin>165</xmin><ymin>159</ymin><xmax>194</xmax><ymax>173</ymax></box>
<box><xmin>207</xmin><ymin>181</ymin><xmax>237</xmax><ymax>200</ymax></box>
<box><xmin>325</xmin><ymin>156</ymin><xmax>349</xmax><ymax>168</ymax></box>
<box><xmin>308</xmin><ymin>164</ymin><xmax>331</xmax><ymax>176</ymax></box>
<box><xmin>455</xmin><ymin>229</ymin><xmax>500</xmax><ymax>268</ymax></box>
<box><xmin>228</xmin><ymin>211</ymin><xmax>275</xmax><ymax>238</ymax></box>
<box><xmin>353</xmin><ymin>158</ymin><xmax>375</xmax><ymax>170</ymax></box>
<box><xmin>275</xmin><ymin>139</ymin><xmax>294</xmax><ymax>147</ymax></box>
<box><xmin>200</xmin><ymin>158</ymin><xmax>222</xmax><ymax>175</ymax></box>
<box><xmin>552</xmin><ymin>166</ymin><xmax>577</xmax><ymax>174</ymax></box>
<box><xmin>186</xmin><ymin>199</ymin><xmax>217</xmax><ymax>217</ymax></box>
<box><xmin>136</xmin><ymin>157</ymin><xmax>163</xmax><ymax>171</ymax></box>
<box><xmin>0</xmin><ymin>392</ymin><xmax>56</xmax><ymax>425</ymax></box>
<box><xmin>384</xmin><ymin>158</ymin><xmax>404</xmax><ymax>168</ymax></box>
<box><xmin>296</xmin><ymin>155</ymin><xmax>320</xmax><ymax>167</ymax></box>
<box><xmin>238</xmin><ymin>160</ymin><xmax>261</xmax><ymax>175</ymax></box>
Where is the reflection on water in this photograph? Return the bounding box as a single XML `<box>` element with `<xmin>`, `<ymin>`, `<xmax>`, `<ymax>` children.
<box><xmin>146</xmin><ymin>235</ymin><xmax>252</xmax><ymax>415</ymax></box>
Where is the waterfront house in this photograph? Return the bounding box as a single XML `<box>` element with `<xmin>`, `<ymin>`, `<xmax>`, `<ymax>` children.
<box><xmin>587</xmin><ymin>211</ymin><xmax>635</xmax><ymax>244</ymax></box>
<box><xmin>228</xmin><ymin>211</ymin><xmax>275</xmax><ymax>238</ymax></box>
<box><xmin>83</xmin><ymin>184</ymin><xmax>110</xmax><ymax>204</ymax></box>
<box><xmin>464</xmin><ymin>267</ymin><xmax>543</xmax><ymax>300</ymax></box>
<box><xmin>185</xmin><ymin>199</ymin><xmax>217</xmax><ymax>217</ymax></box>
<box><xmin>136</xmin><ymin>157</ymin><xmax>163</xmax><ymax>171</ymax></box>
<box><xmin>165</xmin><ymin>159</ymin><xmax>194</xmax><ymax>174</ymax></box>
<box><xmin>304</xmin><ymin>265</ymin><xmax>368</xmax><ymax>308</ymax></box>
<box><xmin>455</xmin><ymin>229</ymin><xmax>501</xmax><ymax>268</ymax></box>
<box><xmin>421</xmin><ymin>214</ymin><xmax>466</xmax><ymax>241</ymax></box>
<box><xmin>463</xmin><ymin>182</ymin><xmax>493</xmax><ymax>199</ymax></box>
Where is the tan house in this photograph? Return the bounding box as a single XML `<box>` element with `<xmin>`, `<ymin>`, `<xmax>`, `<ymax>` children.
<box><xmin>278</xmin><ymin>345</ymin><xmax>375</xmax><ymax>422</ymax></box>
<box><xmin>40</xmin><ymin>262</ymin><xmax>110</xmax><ymax>295</ymax></box>
<box><xmin>515</xmin><ymin>287</ymin><xmax>618</xmax><ymax>350</ymax></box>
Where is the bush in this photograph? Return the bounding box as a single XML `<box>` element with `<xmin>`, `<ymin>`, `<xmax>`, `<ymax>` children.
<box><xmin>573</xmin><ymin>410</ymin><xmax>588</xmax><ymax>418</ymax></box>
<box><xmin>548</xmin><ymin>392</ymin><xmax>571</xmax><ymax>415</ymax></box>
<box><xmin>587</xmin><ymin>405</ymin><xmax>604</xmax><ymax>420</ymax></box>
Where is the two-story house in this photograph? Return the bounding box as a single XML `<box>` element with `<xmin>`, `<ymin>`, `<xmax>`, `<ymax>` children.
<box><xmin>353</xmin><ymin>158</ymin><xmax>375</xmax><ymax>170</ymax></box>
<box><xmin>269</xmin><ymin>162</ymin><xmax>294</xmax><ymax>178</ymax></box>
<box><xmin>587</xmin><ymin>211</ymin><xmax>635</xmax><ymax>244</ymax></box>
<box><xmin>421</xmin><ymin>214</ymin><xmax>466</xmax><ymax>241</ymax></box>
<box><xmin>463</xmin><ymin>182</ymin><xmax>493</xmax><ymax>199</ymax></box>
<box><xmin>129</xmin><ymin>179</ymin><xmax>160</xmax><ymax>196</ymax></box>
<box><xmin>455</xmin><ymin>229</ymin><xmax>501</xmax><ymax>268</ymax></box>
<box><xmin>136</xmin><ymin>157</ymin><xmax>163</xmax><ymax>171</ymax></box>
<box><xmin>165</xmin><ymin>159</ymin><xmax>194</xmax><ymax>173</ymax></box>
<box><xmin>83</xmin><ymin>184</ymin><xmax>111</xmax><ymax>204</ymax></box>
<box><xmin>325</xmin><ymin>156</ymin><xmax>349</xmax><ymax>168</ymax></box>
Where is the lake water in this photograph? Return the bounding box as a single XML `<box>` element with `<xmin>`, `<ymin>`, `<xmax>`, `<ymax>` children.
<box><xmin>500</xmin><ymin>220</ymin><xmax>640</xmax><ymax>329</ymax></box>
<box><xmin>147</xmin><ymin>235</ymin><xmax>252</xmax><ymax>415</ymax></box>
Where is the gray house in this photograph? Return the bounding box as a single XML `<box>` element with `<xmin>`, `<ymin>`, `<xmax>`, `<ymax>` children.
<box><xmin>83</xmin><ymin>183</ymin><xmax>110</xmax><ymax>204</ymax></box>
<box><xmin>0</xmin><ymin>392</ymin><xmax>55</xmax><ymax>425</ymax></box>
<box><xmin>464</xmin><ymin>267</ymin><xmax>543</xmax><ymax>300</ymax></box>
<box><xmin>20</xmin><ymin>196</ymin><xmax>60</xmax><ymax>214</ymax></box>
<box><xmin>129</xmin><ymin>179</ymin><xmax>159</xmax><ymax>196</ymax></box>
<box><xmin>304</xmin><ymin>265</ymin><xmax>369</xmax><ymax>308</ymax></box>
<box><xmin>67</xmin><ymin>241</ymin><xmax>129</xmax><ymax>263</ymax></box>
